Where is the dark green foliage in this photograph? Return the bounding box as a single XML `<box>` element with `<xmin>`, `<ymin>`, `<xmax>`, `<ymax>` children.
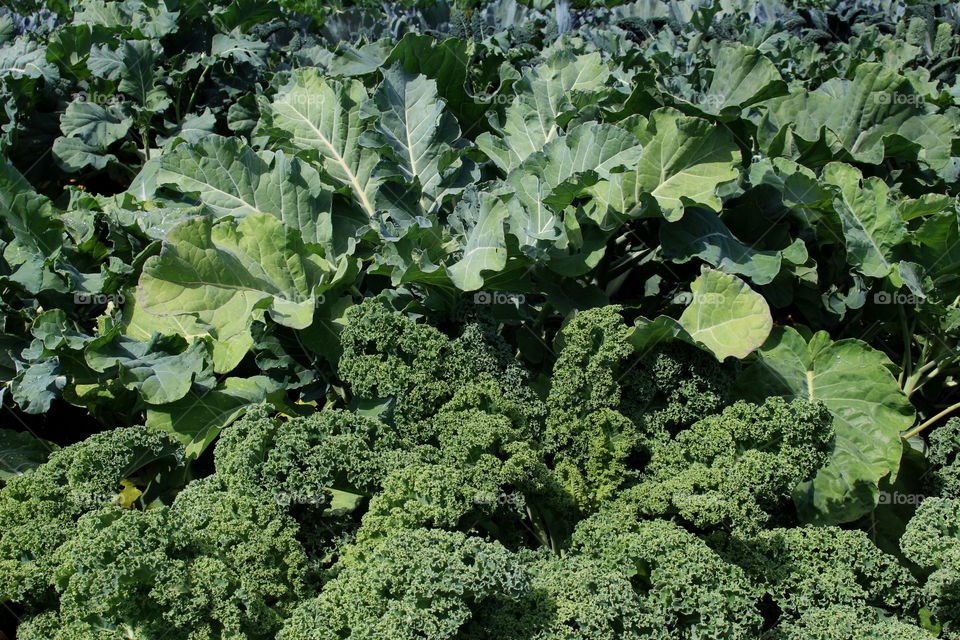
<box><xmin>277</xmin><ymin>529</ymin><xmax>527</xmax><ymax>640</ymax></box>
<box><xmin>4</xmin><ymin>1</ymin><xmax>960</xmax><ymax>638</ymax></box>
<box><xmin>0</xmin><ymin>426</ymin><xmax>184</xmax><ymax>603</ymax></box>
<box><xmin>625</xmin><ymin>397</ymin><xmax>834</xmax><ymax>531</ymax></box>
<box><xmin>339</xmin><ymin>296</ymin><xmax>545</xmax><ymax>434</ymax></box>
<box><xmin>724</xmin><ymin>526</ymin><xmax>919</xmax><ymax>615</ymax></box>
<box><xmin>769</xmin><ymin>604</ymin><xmax>932</xmax><ymax>640</ymax></box>
<box><xmin>623</xmin><ymin>340</ymin><xmax>737</xmax><ymax>434</ymax></box>
<box><xmin>16</xmin><ymin>478</ymin><xmax>308</xmax><ymax>640</ymax></box>
<box><xmin>927</xmin><ymin>418</ymin><xmax>960</xmax><ymax>498</ymax></box>
<box><xmin>902</xmin><ymin>497</ymin><xmax>960</xmax><ymax>636</ymax></box>
<box><xmin>545</xmin><ymin>306</ymin><xmax>649</xmax><ymax>508</ymax></box>
<box><xmin>214</xmin><ymin>403</ymin><xmax>407</xmax><ymax>503</ymax></box>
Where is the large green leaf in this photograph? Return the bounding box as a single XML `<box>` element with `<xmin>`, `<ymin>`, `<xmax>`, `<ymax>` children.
<box><xmin>360</xmin><ymin>64</ymin><xmax>474</xmax><ymax>215</ymax></box>
<box><xmin>476</xmin><ymin>50</ymin><xmax>610</xmax><ymax>174</ymax></box>
<box><xmin>0</xmin><ymin>162</ymin><xmax>62</xmax><ymax>262</ymax></box>
<box><xmin>660</xmin><ymin>208</ymin><xmax>783</xmax><ymax>285</ymax></box>
<box><xmin>760</xmin><ymin>63</ymin><xmax>955</xmax><ymax>173</ymax></box>
<box><xmin>85</xmin><ymin>331</ymin><xmax>210</xmax><ymax>405</ymax></box>
<box><xmin>384</xmin><ymin>33</ymin><xmax>485</xmax><ymax>128</ymax></box>
<box><xmin>505</xmin><ymin>121</ymin><xmax>643</xmax><ymax>245</ymax></box>
<box><xmin>586</xmin><ymin>109</ymin><xmax>740</xmax><ymax>222</ymax></box>
<box><xmin>447</xmin><ymin>190</ymin><xmax>510</xmax><ymax>291</ymax></box>
<box><xmin>736</xmin><ymin>327</ymin><xmax>915</xmax><ymax>524</ymax></box>
<box><xmin>138</xmin><ymin>213</ymin><xmax>337</xmax><ymax>333</ymax></box>
<box><xmin>0</xmin><ymin>430</ymin><xmax>57</xmax><ymax>484</ymax></box>
<box><xmin>121</xmin><ymin>289</ymin><xmax>248</xmax><ymax>374</ymax></box>
<box><xmin>88</xmin><ymin>40</ymin><xmax>169</xmax><ymax>111</ymax></box>
<box><xmin>260</xmin><ymin>69</ymin><xmax>379</xmax><ymax>219</ymax></box>
<box><xmin>678</xmin><ymin>269</ymin><xmax>772</xmax><ymax>360</ymax></box>
<box><xmin>58</xmin><ymin>99</ymin><xmax>132</xmax><ymax>147</ymax></box>
<box><xmin>155</xmin><ymin>136</ymin><xmax>344</xmax><ymax>249</ymax></box>
<box><xmin>822</xmin><ymin>162</ymin><xmax>905</xmax><ymax>279</ymax></box>
<box><xmin>688</xmin><ymin>43</ymin><xmax>787</xmax><ymax>118</ymax></box>
<box><xmin>11</xmin><ymin>358</ymin><xmax>64</xmax><ymax>415</ymax></box>
<box><xmin>911</xmin><ymin>212</ymin><xmax>960</xmax><ymax>300</ymax></box>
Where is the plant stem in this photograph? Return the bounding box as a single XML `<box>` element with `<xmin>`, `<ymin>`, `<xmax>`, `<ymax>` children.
<box><xmin>140</xmin><ymin>125</ymin><xmax>151</xmax><ymax>164</ymax></box>
<box><xmin>903</xmin><ymin>400</ymin><xmax>960</xmax><ymax>439</ymax></box>
<box><xmin>184</xmin><ymin>65</ymin><xmax>210</xmax><ymax>118</ymax></box>
<box><xmin>903</xmin><ymin>359</ymin><xmax>940</xmax><ymax>398</ymax></box>
<box><xmin>898</xmin><ymin>304</ymin><xmax>911</xmax><ymax>387</ymax></box>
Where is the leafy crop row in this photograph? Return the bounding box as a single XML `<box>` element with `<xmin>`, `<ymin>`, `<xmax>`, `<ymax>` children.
<box><xmin>1</xmin><ymin>0</ymin><xmax>960</xmax><ymax>638</ymax></box>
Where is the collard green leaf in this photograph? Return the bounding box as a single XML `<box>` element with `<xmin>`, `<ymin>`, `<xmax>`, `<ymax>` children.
<box><xmin>85</xmin><ymin>331</ymin><xmax>210</xmax><ymax>405</ymax></box>
<box><xmin>384</xmin><ymin>33</ymin><xmax>485</xmax><ymax>128</ymax></box>
<box><xmin>89</xmin><ymin>40</ymin><xmax>169</xmax><ymax>111</ymax></box>
<box><xmin>261</xmin><ymin>69</ymin><xmax>379</xmax><ymax>219</ymax></box>
<box><xmin>910</xmin><ymin>212</ymin><xmax>960</xmax><ymax>301</ymax></box>
<box><xmin>121</xmin><ymin>288</ymin><xmax>249</xmax><ymax>375</ymax></box>
<box><xmin>158</xmin><ymin>108</ymin><xmax>216</xmax><ymax>150</ymax></box>
<box><xmin>736</xmin><ymin>326</ymin><xmax>915</xmax><ymax>524</ymax></box>
<box><xmin>476</xmin><ymin>50</ymin><xmax>610</xmax><ymax>174</ymax></box>
<box><xmin>0</xmin><ymin>162</ymin><xmax>62</xmax><ymax>262</ymax></box>
<box><xmin>447</xmin><ymin>190</ymin><xmax>509</xmax><ymax>291</ymax></box>
<box><xmin>760</xmin><ymin>63</ymin><xmax>954</xmax><ymax>172</ymax></box>
<box><xmin>822</xmin><ymin>162</ymin><xmax>906</xmax><ymax>279</ymax></box>
<box><xmin>11</xmin><ymin>358</ymin><xmax>64</xmax><ymax>415</ymax></box>
<box><xmin>0</xmin><ymin>38</ymin><xmax>57</xmax><ymax>81</ymax></box>
<box><xmin>59</xmin><ymin>99</ymin><xmax>132</xmax><ymax>147</ymax></box>
<box><xmin>155</xmin><ymin>135</ymin><xmax>343</xmax><ymax>249</ymax></box>
<box><xmin>587</xmin><ymin>109</ymin><xmax>740</xmax><ymax>222</ymax></box>
<box><xmin>0</xmin><ymin>429</ymin><xmax>57</xmax><ymax>484</ymax></box>
<box><xmin>361</xmin><ymin>64</ymin><xmax>475</xmax><ymax>215</ymax></box>
<box><xmin>505</xmin><ymin>121</ymin><xmax>642</xmax><ymax>245</ymax></box>
<box><xmin>691</xmin><ymin>43</ymin><xmax>787</xmax><ymax>118</ymax></box>
<box><xmin>138</xmin><ymin>213</ymin><xmax>336</xmax><ymax>333</ymax></box>
<box><xmin>660</xmin><ymin>208</ymin><xmax>782</xmax><ymax>285</ymax></box>
<box><xmin>52</xmin><ymin>137</ymin><xmax>115</xmax><ymax>172</ymax></box>
<box><xmin>678</xmin><ymin>269</ymin><xmax>773</xmax><ymax>360</ymax></box>
<box><xmin>146</xmin><ymin>376</ymin><xmax>281</xmax><ymax>458</ymax></box>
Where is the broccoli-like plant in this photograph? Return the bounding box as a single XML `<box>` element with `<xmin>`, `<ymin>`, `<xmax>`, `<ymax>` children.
<box><xmin>338</xmin><ymin>296</ymin><xmax>545</xmax><ymax>435</ymax></box>
<box><xmin>927</xmin><ymin>418</ymin><xmax>960</xmax><ymax>498</ymax></box>
<box><xmin>17</xmin><ymin>478</ymin><xmax>308</xmax><ymax>640</ymax></box>
<box><xmin>769</xmin><ymin>604</ymin><xmax>931</xmax><ymax>639</ymax></box>
<box><xmin>501</xmin><ymin>511</ymin><xmax>763</xmax><ymax>639</ymax></box>
<box><xmin>277</xmin><ymin>529</ymin><xmax>528</xmax><ymax>640</ymax></box>
<box><xmin>720</xmin><ymin>526</ymin><xmax>918</xmax><ymax>617</ymax></box>
<box><xmin>0</xmin><ymin>426</ymin><xmax>184</xmax><ymax>604</ymax></box>
<box><xmin>624</xmin><ymin>397</ymin><xmax>834</xmax><ymax>531</ymax></box>
<box><xmin>902</xmin><ymin>497</ymin><xmax>960</xmax><ymax>636</ymax></box>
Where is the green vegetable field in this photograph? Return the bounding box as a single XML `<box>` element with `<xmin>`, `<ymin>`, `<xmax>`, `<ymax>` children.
<box><xmin>3</xmin><ymin>0</ymin><xmax>960</xmax><ymax>637</ymax></box>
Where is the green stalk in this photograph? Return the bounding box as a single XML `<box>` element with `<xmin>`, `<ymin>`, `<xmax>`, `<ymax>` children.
<box><xmin>903</xmin><ymin>400</ymin><xmax>960</xmax><ymax>440</ymax></box>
